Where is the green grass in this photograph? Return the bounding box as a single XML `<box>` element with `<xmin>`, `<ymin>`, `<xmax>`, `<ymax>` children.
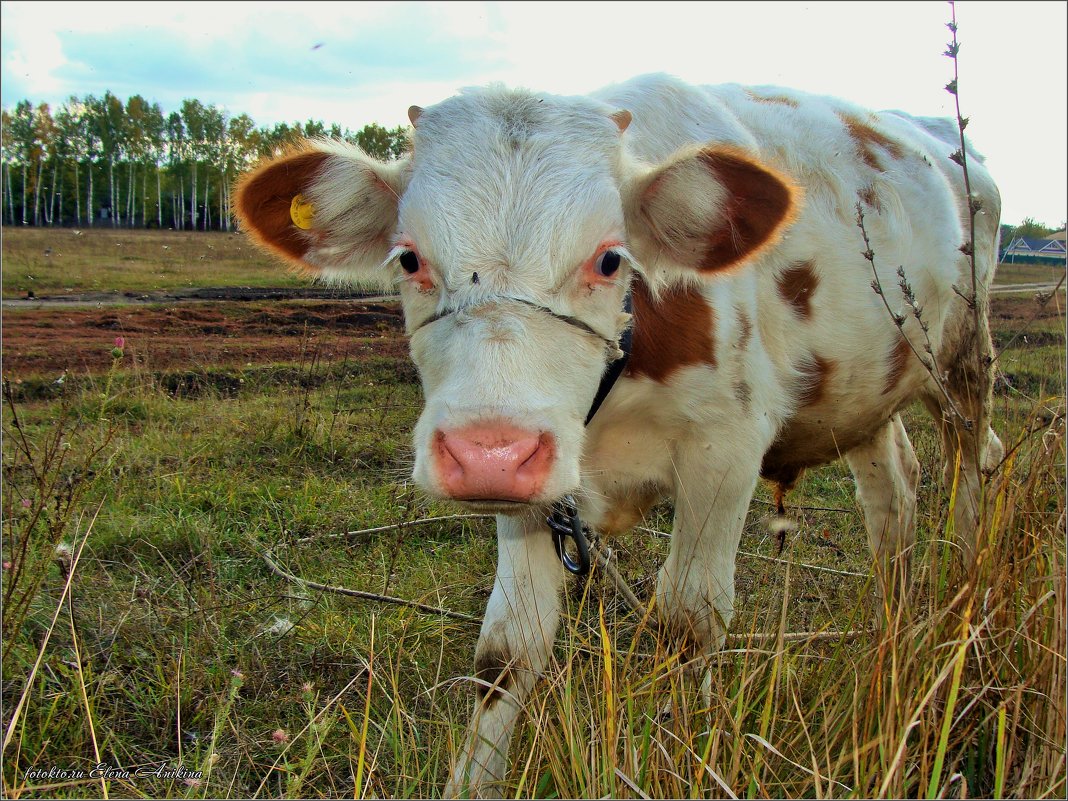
<box><xmin>994</xmin><ymin>262</ymin><xmax>1066</xmax><ymax>286</ymax></box>
<box><xmin>1</xmin><ymin>227</ymin><xmax>307</xmax><ymax>297</ymax></box>
<box><xmin>2</xmin><ymin>304</ymin><xmax>1064</xmax><ymax>798</ymax></box>
<box><xmin>3</xmin><ymin>223</ymin><xmax>1058</xmax><ymax>299</ymax></box>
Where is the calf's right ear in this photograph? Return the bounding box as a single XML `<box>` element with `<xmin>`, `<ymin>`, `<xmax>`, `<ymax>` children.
<box><xmin>623</xmin><ymin>145</ymin><xmax>800</xmax><ymax>279</ymax></box>
<box><xmin>234</xmin><ymin>141</ymin><xmax>410</xmax><ymax>285</ymax></box>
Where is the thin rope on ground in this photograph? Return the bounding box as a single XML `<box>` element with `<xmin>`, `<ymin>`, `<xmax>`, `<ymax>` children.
<box><xmin>263</xmin><ymin>514</ymin><xmax>875</xmax><ymax>638</ymax></box>
<box><xmin>261</xmin><ymin>549</ymin><xmax>481</xmax><ymax>625</ymax></box>
<box><xmin>265</xmin><ymin>546</ymin><xmax>870</xmax><ymax>645</ymax></box>
<box><xmin>293</xmin><ymin>513</ymin><xmax>490</xmax><ymax>545</ymax></box>
<box><xmin>636</xmin><ymin>526</ymin><xmax>871</xmax><ymax>579</ymax></box>
<box><xmin>287</xmin><ymin>513</ymin><xmax>871</xmax><ymax>581</ymax></box>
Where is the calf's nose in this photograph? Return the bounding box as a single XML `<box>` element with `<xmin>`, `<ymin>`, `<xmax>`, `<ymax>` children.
<box><xmin>433</xmin><ymin>423</ymin><xmax>554</xmax><ymax>502</ymax></box>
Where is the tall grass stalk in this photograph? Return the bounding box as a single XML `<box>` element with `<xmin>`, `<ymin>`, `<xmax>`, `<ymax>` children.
<box><xmin>2</xmin><ymin>501</ymin><xmax>103</xmax><ymax>753</ymax></box>
<box><xmin>67</xmin><ymin>593</ymin><xmax>107</xmax><ymax>800</ymax></box>
<box><xmin>353</xmin><ymin>616</ymin><xmax>376</xmax><ymax>799</ymax></box>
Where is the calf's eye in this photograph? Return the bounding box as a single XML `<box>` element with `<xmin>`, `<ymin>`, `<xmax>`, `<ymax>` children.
<box><xmin>399</xmin><ymin>251</ymin><xmax>420</xmax><ymax>274</ymax></box>
<box><xmin>596</xmin><ymin>250</ymin><xmax>621</xmax><ymax>277</ymax></box>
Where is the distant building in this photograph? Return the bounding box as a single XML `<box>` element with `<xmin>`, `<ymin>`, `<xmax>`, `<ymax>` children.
<box><xmin>1000</xmin><ymin>235</ymin><xmax>1067</xmax><ymax>265</ymax></box>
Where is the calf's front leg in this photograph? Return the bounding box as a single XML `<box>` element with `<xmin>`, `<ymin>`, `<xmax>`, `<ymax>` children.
<box><xmin>445</xmin><ymin>510</ymin><xmax>564</xmax><ymax>798</ymax></box>
<box><xmin>657</xmin><ymin>435</ymin><xmax>763</xmax><ymax>702</ymax></box>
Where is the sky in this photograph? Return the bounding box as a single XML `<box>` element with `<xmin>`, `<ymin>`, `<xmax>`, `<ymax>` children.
<box><xmin>2</xmin><ymin>0</ymin><xmax>1065</xmax><ymax>228</ymax></box>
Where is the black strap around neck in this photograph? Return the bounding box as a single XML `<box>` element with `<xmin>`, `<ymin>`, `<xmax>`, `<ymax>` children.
<box><xmin>550</xmin><ymin>291</ymin><xmax>634</xmax><ymax>576</ymax></box>
<box><xmin>584</xmin><ymin>292</ymin><xmax>633</xmax><ymax>426</ymax></box>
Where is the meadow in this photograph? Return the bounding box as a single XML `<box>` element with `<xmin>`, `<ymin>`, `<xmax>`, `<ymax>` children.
<box><xmin>1</xmin><ymin>228</ymin><xmax>306</xmax><ymax>298</ymax></box>
<box><xmin>1</xmin><ymin>226</ymin><xmax>1065</xmax><ymax>798</ymax></box>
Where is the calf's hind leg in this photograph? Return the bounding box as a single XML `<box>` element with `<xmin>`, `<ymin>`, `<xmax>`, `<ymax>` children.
<box><xmin>922</xmin><ymin>389</ymin><xmax>1004</xmax><ymax>565</ymax></box>
<box><xmin>922</xmin><ymin>312</ymin><xmax>1004</xmax><ymax>564</ymax></box>
<box><xmin>845</xmin><ymin>415</ymin><xmax>921</xmax><ymax>599</ymax></box>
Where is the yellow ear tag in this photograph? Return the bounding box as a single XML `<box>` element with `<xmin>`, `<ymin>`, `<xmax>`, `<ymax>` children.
<box><xmin>290</xmin><ymin>194</ymin><xmax>315</xmax><ymax>230</ymax></box>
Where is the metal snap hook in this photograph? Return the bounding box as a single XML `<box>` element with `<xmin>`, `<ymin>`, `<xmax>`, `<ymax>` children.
<box><xmin>547</xmin><ymin>495</ymin><xmax>592</xmax><ymax>576</ymax></box>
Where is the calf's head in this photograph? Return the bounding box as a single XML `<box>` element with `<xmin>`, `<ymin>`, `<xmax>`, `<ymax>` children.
<box><xmin>236</xmin><ymin>86</ymin><xmax>798</xmax><ymax>512</ymax></box>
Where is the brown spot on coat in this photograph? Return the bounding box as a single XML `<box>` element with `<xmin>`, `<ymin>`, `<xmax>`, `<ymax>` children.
<box><xmin>235</xmin><ymin>150</ymin><xmax>330</xmax><ymax>268</ymax></box>
<box><xmin>473</xmin><ymin>645</ymin><xmax>516</xmax><ymax>705</ymax></box>
<box><xmin>837</xmin><ymin>113</ymin><xmax>903</xmax><ymax>171</ymax></box>
<box><xmin>733</xmin><ymin>380</ymin><xmax>752</xmax><ymax>415</ymax></box>
<box><xmin>759</xmin><ymin>357</ymin><xmax>837</xmax><ymax>487</ymax></box>
<box><xmin>762</xmin><ymin>417</ymin><xmax>882</xmax><ymax>492</ymax></box>
<box><xmin>746</xmin><ymin>90</ymin><xmax>799</xmax><ymax>108</ymax></box>
<box><xmin>628</xmin><ymin>276</ymin><xmax>716</xmax><ymax>382</ymax></box>
<box><xmin>776</xmin><ymin>260</ymin><xmax>819</xmax><ymax>319</ymax></box>
<box><xmin>736</xmin><ymin>307</ymin><xmax>753</xmax><ymax>350</ymax></box>
<box><xmin>796</xmin><ymin>355</ymin><xmax>834</xmax><ymax>407</ymax></box>
<box><xmin>882</xmin><ymin>336</ymin><xmax>912</xmax><ymax>395</ymax></box>
<box><xmin>858</xmin><ymin>183</ymin><xmax>883</xmax><ymax>213</ymax></box>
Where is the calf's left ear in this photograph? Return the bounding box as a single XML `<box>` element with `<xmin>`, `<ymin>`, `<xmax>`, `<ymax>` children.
<box><xmin>234</xmin><ymin>141</ymin><xmax>410</xmax><ymax>286</ymax></box>
<box><xmin>623</xmin><ymin>146</ymin><xmax>800</xmax><ymax>275</ymax></box>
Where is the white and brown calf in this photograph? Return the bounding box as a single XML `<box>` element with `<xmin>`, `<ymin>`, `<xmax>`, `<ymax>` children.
<box><xmin>235</xmin><ymin>73</ymin><xmax>1003</xmax><ymax>796</ymax></box>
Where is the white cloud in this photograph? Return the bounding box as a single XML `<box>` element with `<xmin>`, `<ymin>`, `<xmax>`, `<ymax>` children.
<box><xmin>1</xmin><ymin>16</ymin><xmax>67</xmax><ymax>100</ymax></box>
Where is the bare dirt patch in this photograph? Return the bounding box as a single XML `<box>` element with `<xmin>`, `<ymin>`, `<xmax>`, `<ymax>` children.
<box><xmin>988</xmin><ymin>292</ymin><xmax>1064</xmax><ymax>325</ymax></box>
<box><xmin>1</xmin><ymin>293</ymin><xmax>1058</xmax><ymax>380</ymax></box>
<box><xmin>2</xmin><ymin>299</ymin><xmax>408</xmax><ymax>378</ymax></box>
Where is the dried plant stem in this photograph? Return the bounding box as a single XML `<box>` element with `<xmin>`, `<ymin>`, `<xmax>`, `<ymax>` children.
<box><xmin>292</xmin><ymin>513</ymin><xmax>489</xmax><ymax>546</ymax></box>
<box><xmin>856</xmin><ymin>202</ymin><xmax>970</xmax><ymax>426</ymax></box>
<box><xmin>946</xmin><ymin>1</ymin><xmax>987</xmax><ymax>402</ymax></box>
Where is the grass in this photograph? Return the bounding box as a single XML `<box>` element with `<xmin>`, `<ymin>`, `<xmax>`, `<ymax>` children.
<box><xmin>994</xmin><ymin>262</ymin><xmax>1066</xmax><ymax>286</ymax></box>
<box><xmin>1</xmin><ymin>291</ymin><xmax>1064</xmax><ymax>798</ymax></box>
<box><xmin>3</xmin><ymin>226</ymin><xmax>1062</xmax><ymax>298</ymax></box>
<box><xmin>1</xmin><ymin>227</ymin><xmax>306</xmax><ymax>297</ymax></box>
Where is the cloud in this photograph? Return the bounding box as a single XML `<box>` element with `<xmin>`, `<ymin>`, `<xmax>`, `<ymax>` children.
<box><xmin>1</xmin><ymin>0</ymin><xmax>1064</xmax><ymax>224</ymax></box>
<box><xmin>2</xmin><ymin>1</ymin><xmax>508</xmax><ymax>120</ymax></box>
<box><xmin>0</xmin><ymin>12</ymin><xmax>68</xmax><ymax>102</ymax></box>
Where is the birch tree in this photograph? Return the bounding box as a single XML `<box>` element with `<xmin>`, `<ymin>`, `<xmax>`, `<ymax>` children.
<box><xmin>1</xmin><ymin>109</ymin><xmax>16</xmax><ymax>225</ymax></box>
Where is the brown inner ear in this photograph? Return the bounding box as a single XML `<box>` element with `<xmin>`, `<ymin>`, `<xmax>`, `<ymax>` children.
<box><xmin>696</xmin><ymin>150</ymin><xmax>794</xmax><ymax>272</ymax></box>
<box><xmin>235</xmin><ymin>150</ymin><xmax>331</xmax><ymax>265</ymax></box>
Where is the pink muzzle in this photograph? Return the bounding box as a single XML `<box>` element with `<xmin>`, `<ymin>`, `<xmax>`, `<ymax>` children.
<box><xmin>432</xmin><ymin>422</ymin><xmax>555</xmax><ymax>503</ymax></box>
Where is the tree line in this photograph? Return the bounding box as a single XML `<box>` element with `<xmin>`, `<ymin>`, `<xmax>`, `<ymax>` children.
<box><xmin>0</xmin><ymin>92</ymin><xmax>410</xmax><ymax>231</ymax></box>
<box><xmin>1005</xmin><ymin>217</ymin><xmax>1065</xmax><ymax>240</ymax></box>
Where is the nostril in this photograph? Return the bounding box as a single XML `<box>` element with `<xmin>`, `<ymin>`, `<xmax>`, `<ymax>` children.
<box><xmin>517</xmin><ymin>433</ymin><xmax>553</xmax><ymax>472</ymax></box>
<box><xmin>435</xmin><ymin>430</ymin><xmax>460</xmax><ymax>465</ymax></box>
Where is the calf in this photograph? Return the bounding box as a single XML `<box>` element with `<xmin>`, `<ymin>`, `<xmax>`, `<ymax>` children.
<box><xmin>235</xmin><ymin>73</ymin><xmax>1003</xmax><ymax>796</ymax></box>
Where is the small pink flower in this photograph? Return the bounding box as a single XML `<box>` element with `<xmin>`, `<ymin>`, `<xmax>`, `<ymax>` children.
<box><xmin>21</xmin><ymin>498</ymin><xmax>31</xmax><ymax>508</ymax></box>
<box><xmin>114</xmin><ymin>336</ymin><xmax>125</xmax><ymax>348</ymax></box>
<box><xmin>301</xmin><ymin>681</ymin><xmax>314</xmax><ymax>694</ymax></box>
<box><xmin>231</xmin><ymin>669</ymin><xmax>244</xmax><ymax>679</ymax></box>
<box><xmin>2</xmin><ymin>562</ymin><xmax>11</xmax><ymax>570</ymax></box>
<box><xmin>272</xmin><ymin>728</ymin><xmax>288</xmax><ymax>744</ymax></box>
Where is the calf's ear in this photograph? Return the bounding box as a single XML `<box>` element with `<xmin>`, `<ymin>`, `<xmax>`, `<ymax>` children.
<box><xmin>623</xmin><ymin>146</ymin><xmax>800</xmax><ymax>277</ymax></box>
<box><xmin>234</xmin><ymin>141</ymin><xmax>410</xmax><ymax>285</ymax></box>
